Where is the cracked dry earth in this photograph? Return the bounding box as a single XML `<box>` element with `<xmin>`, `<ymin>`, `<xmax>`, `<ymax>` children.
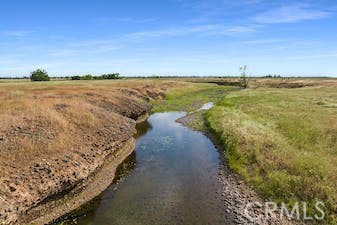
<box><xmin>0</xmin><ymin>81</ymin><xmax>180</xmax><ymax>225</ymax></box>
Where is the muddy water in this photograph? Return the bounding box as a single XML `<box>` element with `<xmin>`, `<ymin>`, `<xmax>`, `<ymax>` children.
<box><xmin>59</xmin><ymin>111</ymin><xmax>233</xmax><ymax>225</ymax></box>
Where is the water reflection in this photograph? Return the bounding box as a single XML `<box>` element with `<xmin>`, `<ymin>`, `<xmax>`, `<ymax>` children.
<box><xmin>56</xmin><ymin>112</ymin><xmax>232</xmax><ymax>225</ymax></box>
<box><xmin>135</xmin><ymin>120</ymin><xmax>152</xmax><ymax>138</ymax></box>
<box><xmin>53</xmin><ymin>152</ymin><xmax>138</xmax><ymax>224</ymax></box>
<box><xmin>198</xmin><ymin>102</ymin><xmax>214</xmax><ymax>110</ymax></box>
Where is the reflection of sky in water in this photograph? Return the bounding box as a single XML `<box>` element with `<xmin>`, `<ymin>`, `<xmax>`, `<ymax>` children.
<box><xmin>147</xmin><ymin>112</ymin><xmax>186</xmax><ymax>130</ymax></box>
<box><xmin>59</xmin><ymin>111</ymin><xmax>232</xmax><ymax>225</ymax></box>
<box><xmin>138</xmin><ymin>136</ymin><xmax>174</xmax><ymax>153</ymax></box>
<box><xmin>198</xmin><ymin>102</ymin><xmax>214</xmax><ymax>110</ymax></box>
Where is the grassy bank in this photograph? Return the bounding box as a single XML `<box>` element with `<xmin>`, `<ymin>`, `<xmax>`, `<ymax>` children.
<box><xmin>206</xmin><ymin>87</ymin><xmax>337</xmax><ymax>224</ymax></box>
<box><xmin>152</xmin><ymin>83</ymin><xmax>237</xmax><ymax>113</ymax></box>
<box><xmin>154</xmin><ymin>81</ymin><xmax>337</xmax><ymax>223</ymax></box>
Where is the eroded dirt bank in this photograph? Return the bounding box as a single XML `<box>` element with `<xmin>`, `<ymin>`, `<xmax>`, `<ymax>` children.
<box><xmin>0</xmin><ymin>81</ymin><xmax>180</xmax><ymax>225</ymax></box>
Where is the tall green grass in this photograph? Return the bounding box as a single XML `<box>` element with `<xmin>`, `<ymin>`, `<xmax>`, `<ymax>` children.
<box><xmin>152</xmin><ymin>83</ymin><xmax>237</xmax><ymax>112</ymax></box>
<box><xmin>206</xmin><ymin>87</ymin><xmax>337</xmax><ymax>224</ymax></box>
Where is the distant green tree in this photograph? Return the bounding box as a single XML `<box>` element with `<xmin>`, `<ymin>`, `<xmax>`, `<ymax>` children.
<box><xmin>71</xmin><ymin>76</ymin><xmax>81</xmax><ymax>80</ymax></box>
<box><xmin>30</xmin><ymin>69</ymin><xmax>50</xmax><ymax>81</ymax></box>
<box><xmin>82</xmin><ymin>74</ymin><xmax>93</xmax><ymax>80</ymax></box>
<box><xmin>93</xmin><ymin>76</ymin><xmax>103</xmax><ymax>80</ymax></box>
<box><xmin>101</xmin><ymin>73</ymin><xmax>120</xmax><ymax>79</ymax></box>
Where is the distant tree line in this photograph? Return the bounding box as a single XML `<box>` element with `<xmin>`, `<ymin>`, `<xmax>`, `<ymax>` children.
<box><xmin>263</xmin><ymin>74</ymin><xmax>283</xmax><ymax>78</ymax></box>
<box><xmin>1</xmin><ymin>69</ymin><xmax>330</xmax><ymax>81</ymax></box>
<box><xmin>0</xmin><ymin>77</ymin><xmax>29</xmax><ymax>79</ymax></box>
<box><xmin>69</xmin><ymin>73</ymin><xmax>120</xmax><ymax>80</ymax></box>
<box><xmin>28</xmin><ymin>69</ymin><xmax>120</xmax><ymax>81</ymax></box>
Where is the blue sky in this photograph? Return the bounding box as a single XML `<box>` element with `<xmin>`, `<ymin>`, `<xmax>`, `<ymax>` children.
<box><xmin>1</xmin><ymin>0</ymin><xmax>337</xmax><ymax>77</ymax></box>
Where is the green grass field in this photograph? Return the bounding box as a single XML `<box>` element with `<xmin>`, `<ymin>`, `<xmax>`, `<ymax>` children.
<box><xmin>206</xmin><ymin>87</ymin><xmax>337</xmax><ymax>224</ymax></box>
<box><xmin>155</xmin><ymin>83</ymin><xmax>337</xmax><ymax>224</ymax></box>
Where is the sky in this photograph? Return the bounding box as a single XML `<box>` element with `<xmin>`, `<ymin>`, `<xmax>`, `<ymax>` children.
<box><xmin>1</xmin><ymin>0</ymin><xmax>337</xmax><ymax>77</ymax></box>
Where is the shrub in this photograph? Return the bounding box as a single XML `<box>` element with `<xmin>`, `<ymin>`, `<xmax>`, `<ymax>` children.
<box><xmin>71</xmin><ymin>76</ymin><xmax>81</xmax><ymax>80</ymax></box>
<box><xmin>101</xmin><ymin>73</ymin><xmax>120</xmax><ymax>79</ymax></box>
<box><xmin>30</xmin><ymin>69</ymin><xmax>50</xmax><ymax>81</ymax></box>
<box><xmin>82</xmin><ymin>74</ymin><xmax>93</xmax><ymax>80</ymax></box>
<box><xmin>69</xmin><ymin>73</ymin><xmax>120</xmax><ymax>80</ymax></box>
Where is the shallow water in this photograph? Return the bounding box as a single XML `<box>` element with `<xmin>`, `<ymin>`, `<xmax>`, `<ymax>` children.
<box><xmin>198</xmin><ymin>102</ymin><xmax>214</xmax><ymax>110</ymax></box>
<box><xmin>58</xmin><ymin>112</ymin><xmax>232</xmax><ymax>225</ymax></box>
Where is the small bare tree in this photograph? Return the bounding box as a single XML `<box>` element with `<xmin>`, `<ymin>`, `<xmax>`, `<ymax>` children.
<box><xmin>240</xmin><ymin>65</ymin><xmax>249</xmax><ymax>88</ymax></box>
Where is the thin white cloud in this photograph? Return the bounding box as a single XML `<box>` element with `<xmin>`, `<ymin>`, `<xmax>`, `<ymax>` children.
<box><xmin>49</xmin><ymin>49</ymin><xmax>80</xmax><ymax>57</ymax></box>
<box><xmin>242</xmin><ymin>39</ymin><xmax>284</xmax><ymax>45</ymax></box>
<box><xmin>289</xmin><ymin>52</ymin><xmax>337</xmax><ymax>60</ymax></box>
<box><xmin>49</xmin><ymin>40</ymin><xmax>122</xmax><ymax>57</ymax></box>
<box><xmin>254</xmin><ymin>4</ymin><xmax>331</xmax><ymax>24</ymax></box>
<box><xmin>46</xmin><ymin>24</ymin><xmax>256</xmax><ymax>57</ymax></box>
<box><xmin>179</xmin><ymin>0</ymin><xmax>265</xmax><ymax>10</ymax></box>
<box><xmin>97</xmin><ymin>17</ymin><xmax>158</xmax><ymax>24</ymax></box>
<box><xmin>123</xmin><ymin>24</ymin><xmax>256</xmax><ymax>41</ymax></box>
<box><xmin>69</xmin><ymin>40</ymin><xmax>115</xmax><ymax>47</ymax></box>
<box><xmin>2</xmin><ymin>30</ymin><xmax>31</xmax><ymax>37</ymax></box>
<box><xmin>3</xmin><ymin>63</ymin><xmax>63</xmax><ymax>72</ymax></box>
<box><xmin>49</xmin><ymin>46</ymin><xmax>120</xmax><ymax>57</ymax></box>
<box><xmin>244</xmin><ymin>0</ymin><xmax>264</xmax><ymax>4</ymax></box>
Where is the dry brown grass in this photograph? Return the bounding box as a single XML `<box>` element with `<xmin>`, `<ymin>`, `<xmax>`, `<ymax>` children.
<box><xmin>182</xmin><ymin>77</ymin><xmax>337</xmax><ymax>89</ymax></box>
<box><xmin>0</xmin><ymin>79</ymin><xmax>184</xmax><ymax>224</ymax></box>
<box><xmin>0</xmin><ymin>79</ymin><xmax>180</xmax><ymax>165</ymax></box>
